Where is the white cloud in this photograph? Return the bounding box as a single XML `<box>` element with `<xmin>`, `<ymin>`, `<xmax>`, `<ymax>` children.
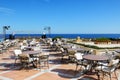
<box><xmin>0</xmin><ymin>7</ymin><xmax>15</xmax><ymax>15</ymax></box>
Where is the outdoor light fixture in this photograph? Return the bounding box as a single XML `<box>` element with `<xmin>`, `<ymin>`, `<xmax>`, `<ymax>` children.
<box><xmin>44</xmin><ymin>26</ymin><xmax>51</xmax><ymax>38</ymax></box>
<box><xmin>3</xmin><ymin>26</ymin><xmax>10</xmax><ymax>40</ymax></box>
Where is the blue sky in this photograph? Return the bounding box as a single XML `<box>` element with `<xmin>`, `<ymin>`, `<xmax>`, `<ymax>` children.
<box><xmin>0</xmin><ymin>0</ymin><xmax>120</xmax><ymax>34</ymax></box>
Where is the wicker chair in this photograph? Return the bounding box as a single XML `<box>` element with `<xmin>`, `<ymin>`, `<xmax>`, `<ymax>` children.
<box><xmin>67</xmin><ymin>49</ymin><xmax>76</xmax><ymax>62</ymax></box>
<box><xmin>0</xmin><ymin>49</ymin><xmax>3</xmax><ymax>55</ymax></box>
<box><xmin>96</xmin><ymin>59</ymin><xmax>119</xmax><ymax>80</ymax></box>
<box><xmin>37</xmin><ymin>53</ymin><xmax>49</xmax><ymax>70</ymax></box>
<box><xmin>19</xmin><ymin>54</ymin><xmax>33</xmax><ymax>70</ymax></box>
<box><xmin>60</xmin><ymin>47</ymin><xmax>68</xmax><ymax>61</ymax></box>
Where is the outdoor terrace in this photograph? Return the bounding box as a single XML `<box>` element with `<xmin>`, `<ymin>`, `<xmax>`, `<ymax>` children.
<box><xmin>0</xmin><ymin>39</ymin><xmax>120</xmax><ymax>80</ymax></box>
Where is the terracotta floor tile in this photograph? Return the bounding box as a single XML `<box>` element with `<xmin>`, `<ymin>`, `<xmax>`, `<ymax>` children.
<box><xmin>1</xmin><ymin>70</ymin><xmax>39</xmax><ymax>80</ymax></box>
<box><xmin>0</xmin><ymin>46</ymin><xmax>119</xmax><ymax>80</ymax></box>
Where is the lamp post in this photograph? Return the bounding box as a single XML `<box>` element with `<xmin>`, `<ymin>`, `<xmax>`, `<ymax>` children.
<box><xmin>44</xmin><ymin>26</ymin><xmax>51</xmax><ymax>38</ymax></box>
<box><xmin>3</xmin><ymin>26</ymin><xmax>10</xmax><ymax>40</ymax></box>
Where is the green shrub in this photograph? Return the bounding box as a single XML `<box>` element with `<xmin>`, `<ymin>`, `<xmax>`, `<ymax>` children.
<box><xmin>68</xmin><ymin>41</ymin><xmax>120</xmax><ymax>49</ymax></box>
<box><xmin>95</xmin><ymin>38</ymin><xmax>111</xmax><ymax>42</ymax></box>
<box><xmin>52</xmin><ymin>36</ymin><xmax>62</xmax><ymax>41</ymax></box>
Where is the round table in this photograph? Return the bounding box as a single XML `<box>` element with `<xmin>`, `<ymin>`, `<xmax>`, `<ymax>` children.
<box><xmin>23</xmin><ymin>50</ymin><xmax>41</xmax><ymax>55</ymax></box>
<box><xmin>22</xmin><ymin>50</ymin><xmax>42</xmax><ymax>68</ymax></box>
<box><xmin>83</xmin><ymin>54</ymin><xmax>109</xmax><ymax>80</ymax></box>
<box><xmin>75</xmin><ymin>48</ymin><xmax>84</xmax><ymax>52</ymax></box>
<box><xmin>83</xmin><ymin>54</ymin><xmax>108</xmax><ymax>61</ymax></box>
<box><xmin>115</xmin><ymin>50</ymin><xmax>120</xmax><ymax>53</ymax></box>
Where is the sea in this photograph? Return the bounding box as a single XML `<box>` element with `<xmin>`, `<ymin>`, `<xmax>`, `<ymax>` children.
<box><xmin>1</xmin><ymin>34</ymin><xmax>120</xmax><ymax>41</ymax></box>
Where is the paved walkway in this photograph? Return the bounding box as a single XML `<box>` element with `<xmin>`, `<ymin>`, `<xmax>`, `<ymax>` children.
<box><xmin>0</xmin><ymin>46</ymin><xmax>120</xmax><ymax>80</ymax></box>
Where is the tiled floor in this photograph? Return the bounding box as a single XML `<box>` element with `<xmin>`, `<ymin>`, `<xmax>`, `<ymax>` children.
<box><xmin>0</xmin><ymin>46</ymin><xmax>119</xmax><ymax>80</ymax></box>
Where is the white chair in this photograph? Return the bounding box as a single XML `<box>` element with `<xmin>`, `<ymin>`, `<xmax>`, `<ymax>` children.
<box><xmin>74</xmin><ymin>53</ymin><xmax>84</xmax><ymax>72</ymax></box>
<box><xmin>71</xmin><ymin>45</ymin><xmax>76</xmax><ymax>49</ymax></box>
<box><xmin>13</xmin><ymin>49</ymin><xmax>22</xmax><ymax>66</ymax></box>
<box><xmin>33</xmin><ymin>47</ymin><xmax>41</xmax><ymax>51</ymax></box>
<box><xmin>20</xmin><ymin>45</ymin><xmax>27</xmax><ymax>51</ymax></box>
<box><xmin>30</xmin><ymin>40</ymin><xmax>36</xmax><ymax>46</ymax></box>
<box><xmin>75</xmin><ymin>52</ymin><xmax>83</xmax><ymax>60</ymax></box>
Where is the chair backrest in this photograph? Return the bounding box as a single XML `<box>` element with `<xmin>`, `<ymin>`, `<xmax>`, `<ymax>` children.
<box><xmin>43</xmin><ymin>52</ymin><xmax>49</xmax><ymax>56</ymax></box>
<box><xmin>71</xmin><ymin>45</ymin><xmax>76</xmax><ymax>49</ymax></box>
<box><xmin>105</xmin><ymin>49</ymin><xmax>109</xmax><ymax>53</ymax></box>
<box><xmin>105</xmin><ymin>49</ymin><xmax>113</xmax><ymax>56</ymax></box>
<box><xmin>14</xmin><ymin>49</ymin><xmax>22</xmax><ymax>56</ymax></box>
<box><xmin>75</xmin><ymin>52</ymin><xmax>83</xmax><ymax>60</ymax></box>
<box><xmin>50</xmin><ymin>42</ymin><xmax>53</xmax><ymax>45</ymax></box>
<box><xmin>36</xmin><ymin>44</ymin><xmax>40</xmax><ymax>47</ymax></box>
<box><xmin>20</xmin><ymin>45</ymin><xmax>27</xmax><ymax>50</ymax></box>
<box><xmin>60</xmin><ymin>48</ymin><xmax>64</xmax><ymax>52</ymax></box>
<box><xmin>107</xmin><ymin>59</ymin><xmax>119</xmax><ymax>72</ymax></box>
<box><xmin>38</xmin><ymin>53</ymin><xmax>49</xmax><ymax>61</ymax></box>
<box><xmin>68</xmin><ymin>50</ymin><xmax>76</xmax><ymax>55</ymax></box>
<box><xmin>33</xmin><ymin>47</ymin><xmax>40</xmax><ymax>51</ymax></box>
<box><xmin>112</xmin><ymin>59</ymin><xmax>119</xmax><ymax>65</ymax></box>
<box><xmin>19</xmin><ymin>54</ymin><xmax>29</xmax><ymax>63</ymax></box>
<box><xmin>89</xmin><ymin>49</ymin><xmax>93</xmax><ymax>54</ymax></box>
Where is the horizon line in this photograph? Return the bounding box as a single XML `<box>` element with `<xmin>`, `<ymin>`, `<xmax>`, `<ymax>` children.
<box><xmin>1</xmin><ymin>33</ymin><xmax>120</xmax><ymax>34</ymax></box>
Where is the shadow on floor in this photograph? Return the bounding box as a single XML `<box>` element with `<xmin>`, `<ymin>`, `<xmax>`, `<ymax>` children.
<box><xmin>51</xmin><ymin>68</ymin><xmax>78</xmax><ymax>78</ymax></box>
<box><xmin>78</xmin><ymin>76</ymin><xmax>98</xmax><ymax>80</ymax></box>
<box><xmin>51</xmin><ymin>68</ymin><xmax>99</xmax><ymax>80</ymax></box>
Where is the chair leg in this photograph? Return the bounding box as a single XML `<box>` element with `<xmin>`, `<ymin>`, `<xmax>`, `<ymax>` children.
<box><xmin>14</xmin><ymin>58</ymin><xmax>17</xmax><ymax>66</ymax></box>
<box><xmin>75</xmin><ymin>64</ymin><xmax>78</xmax><ymax>72</ymax></box>
<box><xmin>75</xmin><ymin>64</ymin><xmax>80</xmax><ymax>74</ymax></box>
<box><xmin>44</xmin><ymin>62</ymin><xmax>46</xmax><ymax>67</ymax></box>
<box><xmin>79</xmin><ymin>65</ymin><xmax>82</xmax><ymax>70</ymax></box>
<box><xmin>114</xmin><ymin>71</ymin><xmax>118</xmax><ymax>80</ymax></box>
<box><xmin>61</xmin><ymin>55</ymin><xmax>64</xmax><ymax>60</ymax></box>
<box><xmin>102</xmin><ymin>72</ymin><xmax>105</xmax><ymax>80</ymax></box>
<box><xmin>39</xmin><ymin>62</ymin><xmax>41</xmax><ymax>69</ymax></box>
<box><xmin>44</xmin><ymin>61</ymin><xmax>49</xmax><ymax>69</ymax></box>
<box><xmin>74</xmin><ymin>64</ymin><xmax>78</xmax><ymax>76</ymax></box>
<box><xmin>109</xmin><ymin>73</ymin><xmax>111</xmax><ymax>80</ymax></box>
<box><xmin>26</xmin><ymin>63</ymin><xmax>29</xmax><ymax>71</ymax></box>
<box><xmin>47</xmin><ymin>60</ymin><xmax>49</xmax><ymax>69</ymax></box>
<box><xmin>96</xmin><ymin>71</ymin><xmax>100</xmax><ymax>80</ymax></box>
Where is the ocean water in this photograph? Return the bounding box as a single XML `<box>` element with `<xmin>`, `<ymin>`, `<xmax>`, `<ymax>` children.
<box><xmin>1</xmin><ymin>34</ymin><xmax>120</xmax><ymax>39</ymax></box>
